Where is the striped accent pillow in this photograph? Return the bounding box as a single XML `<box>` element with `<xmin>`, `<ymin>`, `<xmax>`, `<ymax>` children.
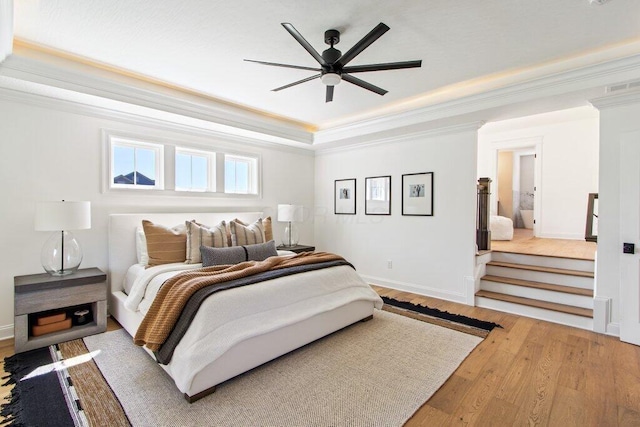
<box><xmin>233</xmin><ymin>216</ymin><xmax>273</xmax><ymax>243</ymax></box>
<box><xmin>229</xmin><ymin>219</ymin><xmax>265</xmax><ymax>246</ymax></box>
<box><xmin>142</xmin><ymin>220</ymin><xmax>187</xmax><ymax>267</ymax></box>
<box><xmin>185</xmin><ymin>220</ymin><xmax>228</xmax><ymax>264</ymax></box>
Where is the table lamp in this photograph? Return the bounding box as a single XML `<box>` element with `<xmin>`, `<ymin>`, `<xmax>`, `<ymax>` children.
<box><xmin>277</xmin><ymin>204</ymin><xmax>303</xmax><ymax>247</ymax></box>
<box><xmin>35</xmin><ymin>200</ymin><xmax>91</xmax><ymax>276</ymax></box>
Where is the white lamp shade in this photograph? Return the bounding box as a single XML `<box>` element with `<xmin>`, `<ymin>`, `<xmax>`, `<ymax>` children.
<box><xmin>277</xmin><ymin>204</ymin><xmax>303</xmax><ymax>223</ymax></box>
<box><xmin>35</xmin><ymin>201</ymin><xmax>91</xmax><ymax>231</ymax></box>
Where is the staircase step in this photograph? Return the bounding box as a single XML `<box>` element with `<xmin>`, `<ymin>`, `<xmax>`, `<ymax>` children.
<box><xmin>491</xmin><ymin>251</ymin><xmax>594</xmax><ymax>273</ymax></box>
<box><xmin>481</xmin><ymin>275</ymin><xmax>593</xmax><ymax>297</ymax></box>
<box><xmin>486</xmin><ymin>261</ymin><xmax>594</xmax><ymax>278</ymax></box>
<box><xmin>475</xmin><ymin>290</ymin><xmax>593</xmax><ymax>318</ymax></box>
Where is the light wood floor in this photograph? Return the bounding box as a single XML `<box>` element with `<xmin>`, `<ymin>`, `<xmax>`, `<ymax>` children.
<box><xmin>491</xmin><ymin>228</ymin><xmax>597</xmax><ymax>260</ymax></box>
<box><xmin>2</xmin><ymin>291</ymin><xmax>639</xmax><ymax>426</ymax></box>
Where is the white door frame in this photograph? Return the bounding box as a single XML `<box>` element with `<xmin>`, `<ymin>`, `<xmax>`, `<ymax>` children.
<box><xmin>491</xmin><ymin>137</ymin><xmax>543</xmax><ymax>237</ymax></box>
<box><xmin>619</xmin><ymin>130</ymin><xmax>640</xmax><ymax>345</ymax></box>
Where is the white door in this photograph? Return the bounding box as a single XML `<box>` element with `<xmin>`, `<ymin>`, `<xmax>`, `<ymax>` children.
<box><xmin>620</xmin><ymin>130</ymin><xmax>640</xmax><ymax>345</ymax></box>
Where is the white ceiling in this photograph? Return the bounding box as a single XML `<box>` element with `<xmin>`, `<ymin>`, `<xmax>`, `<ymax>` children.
<box><xmin>11</xmin><ymin>0</ymin><xmax>640</xmax><ymax>130</ymax></box>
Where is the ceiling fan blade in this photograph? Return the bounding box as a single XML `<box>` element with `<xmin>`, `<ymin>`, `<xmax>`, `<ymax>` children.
<box><xmin>282</xmin><ymin>23</ymin><xmax>327</xmax><ymax>66</ymax></box>
<box><xmin>342</xmin><ymin>60</ymin><xmax>422</xmax><ymax>73</ymax></box>
<box><xmin>272</xmin><ymin>74</ymin><xmax>321</xmax><ymax>92</ymax></box>
<box><xmin>337</xmin><ymin>23</ymin><xmax>390</xmax><ymax>67</ymax></box>
<box><xmin>342</xmin><ymin>74</ymin><xmax>388</xmax><ymax>96</ymax></box>
<box><xmin>326</xmin><ymin>85</ymin><xmax>334</xmax><ymax>103</ymax></box>
<box><xmin>244</xmin><ymin>59</ymin><xmax>320</xmax><ymax>72</ymax></box>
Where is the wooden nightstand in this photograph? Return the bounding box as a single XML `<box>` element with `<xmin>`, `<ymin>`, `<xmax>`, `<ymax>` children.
<box><xmin>14</xmin><ymin>267</ymin><xmax>107</xmax><ymax>353</ymax></box>
<box><xmin>277</xmin><ymin>244</ymin><xmax>316</xmax><ymax>254</ymax></box>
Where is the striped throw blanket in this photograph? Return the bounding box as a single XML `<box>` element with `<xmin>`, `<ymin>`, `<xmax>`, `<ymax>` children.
<box><xmin>134</xmin><ymin>252</ymin><xmax>347</xmax><ymax>351</ymax></box>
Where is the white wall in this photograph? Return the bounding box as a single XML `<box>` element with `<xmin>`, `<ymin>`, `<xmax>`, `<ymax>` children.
<box><xmin>592</xmin><ymin>93</ymin><xmax>640</xmax><ymax>333</ymax></box>
<box><xmin>478</xmin><ymin>106</ymin><xmax>599</xmax><ymax>239</ymax></box>
<box><xmin>0</xmin><ymin>97</ymin><xmax>315</xmax><ymax>338</ymax></box>
<box><xmin>314</xmin><ymin>125</ymin><xmax>479</xmax><ymax>304</ymax></box>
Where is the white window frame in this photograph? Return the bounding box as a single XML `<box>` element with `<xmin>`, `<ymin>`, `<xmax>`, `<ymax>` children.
<box><xmin>174</xmin><ymin>147</ymin><xmax>216</xmax><ymax>192</ymax></box>
<box><xmin>108</xmin><ymin>136</ymin><xmax>164</xmax><ymax>190</ymax></box>
<box><xmin>224</xmin><ymin>154</ymin><xmax>259</xmax><ymax>195</ymax></box>
<box><xmin>102</xmin><ymin>130</ymin><xmax>261</xmax><ymax>198</ymax></box>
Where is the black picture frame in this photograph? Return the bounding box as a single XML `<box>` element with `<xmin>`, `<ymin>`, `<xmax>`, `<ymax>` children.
<box><xmin>402</xmin><ymin>172</ymin><xmax>434</xmax><ymax>216</ymax></box>
<box><xmin>334</xmin><ymin>178</ymin><xmax>357</xmax><ymax>215</ymax></box>
<box><xmin>365</xmin><ymin>176</ymin><xmax>391</xmax><ymax>215</ymax></box>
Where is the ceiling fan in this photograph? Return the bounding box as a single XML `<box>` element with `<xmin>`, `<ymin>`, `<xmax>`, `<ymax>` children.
<box><xmin>245</xmin><ymin>22</ymin><xmax>422</xmax><ymax>102</ymax></box>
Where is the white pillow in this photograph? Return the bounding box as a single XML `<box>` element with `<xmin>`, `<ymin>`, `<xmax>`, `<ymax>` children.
<box><xmin>135</xmin><ymin>226</ymin><xmax>149</xmax><ymax>265</ymax></box>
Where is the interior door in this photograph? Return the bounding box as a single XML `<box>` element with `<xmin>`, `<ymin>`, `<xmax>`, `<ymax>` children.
<box><xmin>620</xmin><ymin>130</ymin><xmax>640</xmax><ymax>346</ymax></box>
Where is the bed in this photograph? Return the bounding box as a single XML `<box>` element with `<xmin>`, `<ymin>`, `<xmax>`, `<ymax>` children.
<box><xmin>108</xmin><ymin>212</ymin><xmax>383</xmax><ymax>402</ymax></box>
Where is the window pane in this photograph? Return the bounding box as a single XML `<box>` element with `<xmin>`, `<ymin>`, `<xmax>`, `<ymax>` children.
<box><xmin>136</xmin><ymin>148</ymin><xmax>156</xmax><ymax>186</ymax></box>
<box><xmin>192</xmin><ymin>156</ymin><xmax>208</xmax><ymax>190</ymax></box>
<box><xmin>175</xmin><ymin>153</ymin><xmax>191</xmax><ymax>189</ymax></box>
<box><xmin>113</xmin><ymin>145</ymin><xmax>135</xmax><ymax>184</ymax></box>
<box><xmin>236</xmin><ymin>161</ymin><xmax>249</xmax><ymax>193</ymax></box>
<box><xmin>225</xmin><ymin>159</ymin><xmax>236</xmax><ymax>193</ymax></box>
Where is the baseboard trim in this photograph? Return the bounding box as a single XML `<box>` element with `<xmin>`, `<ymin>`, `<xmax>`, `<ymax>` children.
<box><xmin>361</xmin><ymin>274</ymin><xmax>467</xmax><ymax>305</ymax></box>
<box><xmin>0</xmin><ymin>323</ymin><xmax>14</xmax><ymax>341</ymax></box>
<box><xmin>606</xmin><ymin>322</ymin><xmax>620</xmax><ymax>337</ymax></box>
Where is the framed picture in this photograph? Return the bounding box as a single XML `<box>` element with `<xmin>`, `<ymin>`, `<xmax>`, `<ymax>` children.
<box><xmin>334</xmin><ymin>178</ymin><xmax>356</xmax><ymax>214</ymax></box>
<box><xmin>402</xmin><ymin>172</ymin><xmax>434</xmax><ymax>216</ymax></box>
<box><xmin>365</xmin><ymin>176</ymin><xmax>391</xmax><ymax>215</ymax></box>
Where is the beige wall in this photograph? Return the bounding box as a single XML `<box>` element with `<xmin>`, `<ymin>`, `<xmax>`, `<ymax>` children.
<box><xmin>497</xmin><ymin>151</ymin><xmax>513</xmax><ymax>220</ymax></box>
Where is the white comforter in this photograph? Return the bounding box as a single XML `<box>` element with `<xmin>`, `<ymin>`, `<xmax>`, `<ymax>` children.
<box><xmin>123</xmin><ymin>260</ymin><xmax>383</xmax><ymax>393</ymax></box>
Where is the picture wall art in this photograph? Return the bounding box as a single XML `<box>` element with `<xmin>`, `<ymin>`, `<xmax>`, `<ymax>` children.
<box><xmin>365</xmin><ymin>176</ymin><xmax>391</xmax><ymax>215</ymax></box>
<box><xmin>402</xmin><ymin>172</ymin><xmax>434</xmax><ymax>216</ymax></box>
<box><xmin>334</xmin><ymin>178</ymin><xmax>356</xmax><ymax>214</ymax></box>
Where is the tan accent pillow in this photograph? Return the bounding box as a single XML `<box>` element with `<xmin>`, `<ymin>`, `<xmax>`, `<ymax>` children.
<box><xmin>185</xmin><ymin>220</ymin><xmax>228</xmax><ymax>264</ymax></box>
<box><xmin>234</xmin><ymin>216</ymin><xmax>273</xmax><ymax>243</ymax></box>
<box><xmin>142</xmin><ymin>220</ymin><xmax>187</xmax><ymax>267</ymax></box>
<box><xmin>229</xmin><ymin>219</ymin><xmax>265</xmax><ymax>246</ymax></box>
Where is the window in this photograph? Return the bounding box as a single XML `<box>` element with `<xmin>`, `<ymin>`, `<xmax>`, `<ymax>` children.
<box><xmin>110</xmin><ymin>137</ymin><xmax>163</xmax><ymax>190</ymax></box>
<box><xmin>104</xmin><ymin>131</ymin><xmax>260</xmax><ymax>197</ymax></box>
<box><xmin>175</xmin><ymin>148</ymin><xmax>216</xmax><ymax>192</ymax></box>
<box><xmin>225</xmin><ymin>154</ymin><xmax>258</xmax><ymax>194</ymax></box>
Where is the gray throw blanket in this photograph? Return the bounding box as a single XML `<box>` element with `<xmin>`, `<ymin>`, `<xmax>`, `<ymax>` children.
<box><xmin>155</xmin><ymin>259</ymin><xmax>353</xmax><ymax>364</ymax></box>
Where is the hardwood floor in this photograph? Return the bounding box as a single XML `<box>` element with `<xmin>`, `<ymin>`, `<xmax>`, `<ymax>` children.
<box><xmin>491</xmin><ymin>228</ymin><xmax>597</xmax><ymax>260</ymax></box>
<box><xmin>2</xmin><ymin>293</ymin><xmax>639</xmax><ymax>426</ymax></box>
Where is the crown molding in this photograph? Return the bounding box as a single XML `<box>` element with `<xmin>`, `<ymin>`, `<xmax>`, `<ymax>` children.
<box><xmin>0</xmin><ymin>0</ymin><xmax>12</xmax><ymax>63</ymax></box>
<box><xmin>0</xmin><ymin>51</ymin><xmax>315</xmax><ymax>145</ymax></box>
<box><xmin>0</xmin><ymin>84</ymin><xmax>315</xmax><ymax>157</ymax></box>
<box><xmin>590</xmin><ymin>88</ymin><xmax>640</xmax><ymax>110</ymax></box>
<box><xmin>314</xmin><ymin>121</ymin><xmax>485</xmax><ymax>156</ymax></box>
<box><xmin>313</xmin><ymin>53</ymin><xmax>640</xmax><ymax>145</ymax></box>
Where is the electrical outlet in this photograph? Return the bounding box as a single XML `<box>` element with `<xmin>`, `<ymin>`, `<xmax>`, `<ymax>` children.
<box><xmin>387</xmin><ymin>260</ymin><xmax>392</xmax><ymax>269</ymax></box>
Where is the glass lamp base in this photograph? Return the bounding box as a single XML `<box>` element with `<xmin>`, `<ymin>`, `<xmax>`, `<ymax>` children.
<box><xmin>281</xmin><ymin>223</ymin><xmax>299</xmax><ymax>247</ymax></box>
<box><xmin>41</xmin><ymin>231</ymin><xmax>83</xmax><ymax>276</ymax></box>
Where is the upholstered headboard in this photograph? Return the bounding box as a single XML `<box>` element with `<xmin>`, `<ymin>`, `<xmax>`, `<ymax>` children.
<box><xmin>108</xmin><ymin>212</ymin><xmax>263</xmax><ymax>295</ymax></box>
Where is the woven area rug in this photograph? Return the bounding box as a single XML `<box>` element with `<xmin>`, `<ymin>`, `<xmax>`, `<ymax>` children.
<box><xmin>3</xmin><ymin>309</ymin><xmax>484</xmax><ymax>426</ymax></box>
<box><xmin>84</xmin><ymin>310</ymin><xmax>482</xmax><ymax>426</ymax></box>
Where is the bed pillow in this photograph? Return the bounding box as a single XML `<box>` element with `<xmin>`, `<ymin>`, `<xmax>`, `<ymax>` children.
<box><xmin>142</xmin><ymin>220</ymin><xmax>187</xmax><ymax>267</ymax></box>
<box><xmin>135</xmin><ymin>226</ymin><xmax>149</xmax><ymax>265</ymax></box>
<box><xmin>185</xmin><ymin>220</ymin><xmax>228</xmax><ymax>264</ymax></box>
<box><xmin>201</xmin><ymin>241</ymin><xmax>278</xmax><ymax>267</ymax></box>
<box><xmin>234</xmin><ymin>217</ymin><xmax>273</xmax><ymax>243</ymax></box>
<box><xmin>229</xmin><ymin>218</ymin><xmax>265</xmax><ymax>246</ymax></box>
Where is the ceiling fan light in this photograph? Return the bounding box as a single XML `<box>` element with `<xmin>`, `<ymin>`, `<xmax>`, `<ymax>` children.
<box><xmin>321</xmin><ymin>73</ymin><xmax>341</xmax><ymax>86</ymax></box>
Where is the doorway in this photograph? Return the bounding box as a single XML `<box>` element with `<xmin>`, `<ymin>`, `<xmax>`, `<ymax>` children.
<box><xmin>492</xmin><ymin>137</ymin><xmax>542</xmax><ymax>237</ymax></box>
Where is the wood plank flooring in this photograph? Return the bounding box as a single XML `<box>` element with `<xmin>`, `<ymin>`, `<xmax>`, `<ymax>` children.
<box><xmin>1</xmin><ymin>293</ymin><xmax>639</xmax><ymax>426</ymax></box>
<box><xmin>491</xmin><ymin>228</ymin><xmax>597</xmax><ymax>260</ymax></box>
<box><xmin>374</xmin><ymin>286</ymin><xmax>640</xmax><ymax>426</ymax></box>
